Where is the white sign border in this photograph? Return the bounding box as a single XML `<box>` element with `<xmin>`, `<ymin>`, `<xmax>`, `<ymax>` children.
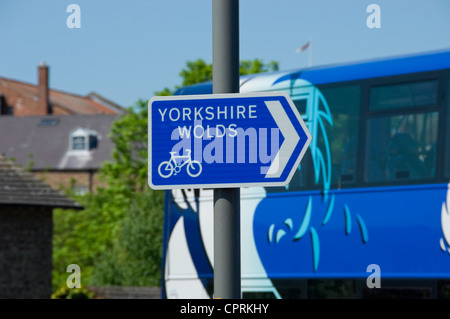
<box><xmin>148</xmin><ymin>92</ymin><xmax>312</xmax><ymax>190</ymax></box>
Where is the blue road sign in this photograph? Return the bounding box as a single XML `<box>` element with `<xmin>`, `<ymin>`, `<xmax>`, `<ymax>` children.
<box><xmin>148</xmin><ymin>92</ymin><xmax>311</xmax><ymax>189</ymax></box>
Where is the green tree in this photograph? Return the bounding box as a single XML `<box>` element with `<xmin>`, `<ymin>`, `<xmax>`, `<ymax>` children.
<box><xmin>180</xmin><ymin>59</ymin><xmax>213</xmax><ymax>86</ymax></box>
<box><xmin>180</xmin><ymin>58</ymin><xmax>278</xmax><ymax>85</ymax></box>
<box><xmin>52</xmin><ymin>185</ymin><xmax>134</xmax><ymax>289</ymax></box>
<box><xmin>89</xmin><ymin>191</ymin><xmax>164</xmax><ymax>286</ymax></box>
<box><xmin>240</xmin><ymin>59</ymin><xmax>278</xmax><ymax>75</ymax></box>
<box><xmin>155</xmin><ymin>58</ymin><xmax>278</xmax><ymax>95</ymax></box>
<box><xmin>52</xmin><ymin>100</ymin><xmax>155</xmax><ymax>289</ymax></box>
<box><xmin>100</xmin><ymin>99</ymin><xmax>149</xmax><ymax>192</ymax></box>
<box><xmin>154</xmin><ymin>87</ymin><xmax>173</xmax><ymax>97</ymax></box>
<box><xmin>53</xmin><ymin>57</ymin><xmax>279</xmax><ymax>290</ymax></box>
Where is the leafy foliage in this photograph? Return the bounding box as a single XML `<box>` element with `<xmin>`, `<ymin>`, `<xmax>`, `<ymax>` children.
<box><xmin>51</xmin><ymin>285</ymin><xmax>95</xmax><ymax>299</ymax></box>
<box><xmin>89</xmin><ymin>191</ymin><xmax>164</xmax><ymax>286</ymax></box>
<box><xmin>180</xmin><ymin>59</ymin><xmax>213</xmax><ymax>86</ymax></box>
<box><xmin>52</xmin><ymin>187</ymin><xmax>133</xmax><ymax>289</ymax></box>
<box><xmin>155</xmin><ymin>58</ymin><xmax>278</xmax><ymax>95</ymax></box>
<box><xmin>240</xmin><ymin>59</ymin><xmax>279</xmax><ymax>75</ymax></box>
<box><xmin>101</xmin><ymin>100</ymin><xmax>149</xmax><ymax>192</ymax></box>
<box><xmin>180</xmin><ymin>58</ymin><xmax>278</xmax><ymax>86</ymax></box>
<box><xmin>52</xmin><ymin>57</ymin><xmax>278</xmax><ymax>292</ymax></box>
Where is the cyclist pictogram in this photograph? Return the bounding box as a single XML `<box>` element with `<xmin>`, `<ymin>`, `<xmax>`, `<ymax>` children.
<box><xmin>158</xmin><ymin>150</ymin><xmax>202</xmax><ymax>178</ymax></box>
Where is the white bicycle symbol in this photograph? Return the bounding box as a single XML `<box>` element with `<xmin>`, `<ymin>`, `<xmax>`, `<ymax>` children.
<box><xmin>158</xmin><ymin>150</ymin><xmax>202</xmax><ymax>178</ymax></box>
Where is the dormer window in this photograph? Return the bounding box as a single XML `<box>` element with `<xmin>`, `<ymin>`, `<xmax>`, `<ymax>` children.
<box><xmin>72</xmin><ymin>136</ymin><xmax>87</xmax><ymax>150</ymax></box>
<box><xmin>69</xmin><ymin>127</ymin><xmax>98</xmax><ymax>151</ymax></box>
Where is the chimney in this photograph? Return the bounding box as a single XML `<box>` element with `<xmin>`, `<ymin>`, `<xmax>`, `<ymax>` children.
<box><xmin>0</xmin><ymin>94</ymin><xmax>6</xmax><ymax>115</ymax></box>
<box><xmin>37</xmin><ymin>62</ymin><xmax>50</xmax><ymax>114</ymax></box>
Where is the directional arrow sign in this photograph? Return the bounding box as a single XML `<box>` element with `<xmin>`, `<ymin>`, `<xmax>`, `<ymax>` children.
<box><xmin>148</xmin><ymin>92</ymin><xmax>311</xmax><ymax>189</ymax></box>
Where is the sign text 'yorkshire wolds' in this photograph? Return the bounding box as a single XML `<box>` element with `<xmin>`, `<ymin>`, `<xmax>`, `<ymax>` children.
<box><xmin>148</xmin><ymin>92</ymin><xmax>311</xmax><ymax>189</ymax></box>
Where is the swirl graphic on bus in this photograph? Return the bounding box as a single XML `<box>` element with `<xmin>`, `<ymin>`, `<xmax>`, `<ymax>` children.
<box><xmin>440</xmin><ymin>183</ymin><xmax>450</xmax><ymax>254</ymax></box>
<box><xmin>259</xmin><ymin>76</ymin><xmax>369</xmax><ymax>272</ymax></box>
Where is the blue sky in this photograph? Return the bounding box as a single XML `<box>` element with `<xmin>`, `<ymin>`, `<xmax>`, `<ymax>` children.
<box><xmin>0</xmin><ymin>1</ymin><xmax>449</xmax><ymax>108</ymax></box>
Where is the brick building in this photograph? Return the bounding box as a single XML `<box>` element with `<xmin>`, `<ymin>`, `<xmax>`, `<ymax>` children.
<box><xmin>0</xmin><ymin>62</ymin><xmax>123</xmax><ymax>116</ymax></box>
<box><xmin>0</xmin><ymin>64</ymin><xmax>124</xmax><ymax>192</ymax></box>
<box><xmin>0</xmin><ymin>114</ymin><xmax>118</xmax><ymax>193</ymax></box>
<box><xmin>0</xmin><ymin>155</ymin><xmax>81</xmax><ymax>298</ymax></box>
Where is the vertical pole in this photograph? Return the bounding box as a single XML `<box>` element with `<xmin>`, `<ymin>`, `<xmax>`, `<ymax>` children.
<box><xmin>212</xmin><ymin>0</ymin><xmax>241</xmax><ymax>299</ymax></box>
<box><xmin>307</xmin><ymin>38</ymin><xmax>312</xmax><ymax>67</ymax></box>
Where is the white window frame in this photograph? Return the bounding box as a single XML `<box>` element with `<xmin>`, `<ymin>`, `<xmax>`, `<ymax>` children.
<box><xmin>69</xmin><ymin>127</ymin><xmax>98</xmax><ymax>153</ymax></box>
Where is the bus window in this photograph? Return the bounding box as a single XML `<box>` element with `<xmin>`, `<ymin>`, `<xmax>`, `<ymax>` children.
<box><xmin>365</xmin><ymin>79</ymin><xmax>439</xmax><ymax>183</ymax></box>
<box><xmin>370</xmin><ymin>80</ymin><xmax>438</xmax><ymax>111</ymax></box>
<box><xmin>274</xmin><ymin>84</ymin><xmax>360</xmax><ymax>192</ymax></box>
<box><xmin>320</xmin><ymin>85</ymin><xmax>360</xmax><ymax>186</ymax></box>
<box><xmin>365</xmin><ymin>90</ymin><xmax>439</xmax><ymax>184</ymax></box>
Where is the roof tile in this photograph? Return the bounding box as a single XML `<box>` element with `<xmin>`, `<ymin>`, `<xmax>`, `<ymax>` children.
<box><xmin>0</xmin><ymin>155</ymin><xmax>82</xmax><ymax>209</ymax></box>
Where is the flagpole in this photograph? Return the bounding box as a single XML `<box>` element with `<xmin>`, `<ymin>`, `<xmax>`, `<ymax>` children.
<box><xmin>308</xmin><ymin>38</ymin><xmax>312</xmax><ymax>67</ymax></box>
<box><xmin>295</xmin><ymin>39</ymin><xmax>312</xmax><ymax>67</ymax></box>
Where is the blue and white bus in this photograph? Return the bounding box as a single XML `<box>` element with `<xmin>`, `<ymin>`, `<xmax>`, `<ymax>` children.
<box><xmin>161</xmin><ymin>49</ymin><xmax>450</xmax><ymax>298</ymax></box>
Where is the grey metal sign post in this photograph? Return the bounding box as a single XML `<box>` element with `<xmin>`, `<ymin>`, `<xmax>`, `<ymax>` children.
<box><xmin>148</xmin><ymin>0</ymin><xmax>311</xmax><ymax>299</ymax></box>
<box><xmin>212</xmin><ymin>0</ymin><xmax>241</xmax><ymax>299</ymax></box>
